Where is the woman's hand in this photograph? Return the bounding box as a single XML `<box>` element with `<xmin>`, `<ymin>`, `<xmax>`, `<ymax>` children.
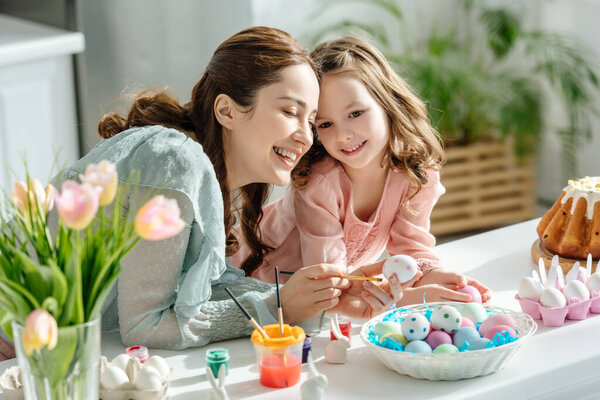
<box><xmin>414</xmin><ymin>269</ymin><xmax>492</xmax><ymax>302</ymax></box>
<box><xmin>279</xmin><ymin>263</ymin><xmax>350</xmax><ymax>323</ymax></box>
<box><xmin>330</xmin><ymin>260</ymin><xmax>422</xmax><ymax>320</ymax></box>
<box><xmin>0</xmin><ymin>336</ymin><xmax>15</xmax><ymax>361</ymax></box>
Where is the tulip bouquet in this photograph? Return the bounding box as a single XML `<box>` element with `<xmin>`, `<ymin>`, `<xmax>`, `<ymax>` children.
<box><xmin>0</xmin><ymin>160</ymin><xmax>185</xmax><ymax>399</ymax></box>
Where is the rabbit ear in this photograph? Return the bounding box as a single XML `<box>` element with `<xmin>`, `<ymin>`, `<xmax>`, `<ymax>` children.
<box><xmin>538</xmin><ymin>258</ymin><xmax>547</xmax><ymax>286</ymax></box>
<box><xmin>587</xmin><ymin>254</ymin><xmax>593</xmax><ymax>276</ymax></box>
<box><xmin>217</xmin><ymin>364</ymin><xmax>226</xmax><ymax>387</ymax></box>
<box><xmin>566</xmin><ymin>262</ymin><xmax>579</xmax><ymax>283</ymax></box>
<box><xmin>207</xmin><ymin>367</ymin><xmax>218</xmax><ymax>389</ymax></box>
<box><xmin>331</xmin><ymin>315</ymin><xmax>343</xmax><ymax>340</ymax></box>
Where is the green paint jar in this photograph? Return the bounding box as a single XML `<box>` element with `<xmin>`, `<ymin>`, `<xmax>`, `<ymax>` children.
<box><xmin>206</xmin><ymin>347</ymin><xmax>229</xmax><ymax>378</ymax></box>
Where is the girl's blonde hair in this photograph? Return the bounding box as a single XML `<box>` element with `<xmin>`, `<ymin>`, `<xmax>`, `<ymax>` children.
<box><xmin>292</xmin><ymin>36</ymin><xmax>444</xmax><ymax>195</ymax></box>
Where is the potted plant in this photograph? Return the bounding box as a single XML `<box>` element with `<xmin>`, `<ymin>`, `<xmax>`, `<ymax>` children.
<box><xmin>0</xmin><ymin>161</ymin><xmax>185</xmax><ymax>399</ymax></box>
<box><xmin>309</xmin><ymin>0</ymin><xmax>599</xmax><ymax>235</ymax></box>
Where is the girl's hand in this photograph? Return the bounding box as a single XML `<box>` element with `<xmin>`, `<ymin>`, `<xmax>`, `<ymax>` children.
<box><xmin>467</xmin><ymin>278</ymin><xmax>493</xmax><ymax>303</ymax></box>
<box><xmin>398</xmin><ymin>284</ymin><xmax>472</xmax><ymax>305</ymax></box>
<box><xmin>414</xmin><ymin>269</ymin><xmax>493</xmax><ymax>303</ymax></box>
<box><xmin>330</xmin><ymin>260</ymin><xmax>422</xmax><ymax>320</ymax></box>
<box><xmin>279</xmin><ymin>263</ymin><xmax>350</xmax><ymax>323</ymax></box>
<box><xmin>414</xmin><ymin>269</ymin><xmax>467</xmax><ymax>289</ymax></box>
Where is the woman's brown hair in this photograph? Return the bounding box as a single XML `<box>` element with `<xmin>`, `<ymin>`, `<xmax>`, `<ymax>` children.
<box><xmin>292</xmin><ymin>36</ymin><xmax>444</xmax><ymax>198</ymax></box>
<box><xmin>98</xmin><ymin>26</ymin><xmax>316</xmax><ymax>276</ymax></box>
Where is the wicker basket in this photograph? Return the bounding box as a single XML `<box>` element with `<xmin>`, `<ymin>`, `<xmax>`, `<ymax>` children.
<box><xmin>360</xmin><ymin>302</ymin><xmax>537</xmax><ymax>381</ymax></box>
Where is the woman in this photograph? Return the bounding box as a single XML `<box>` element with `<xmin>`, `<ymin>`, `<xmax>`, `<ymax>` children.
<box><xmin>46</xmin><ymin>27</ymin><xmax>406</xmax><ymax>350</ymax></box>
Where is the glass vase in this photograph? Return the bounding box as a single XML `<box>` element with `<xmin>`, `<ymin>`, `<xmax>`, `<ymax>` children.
<box><xmin>12</xmin><ymin>318</ymin><xmax>101</xmax><ymax>400</ymax></box>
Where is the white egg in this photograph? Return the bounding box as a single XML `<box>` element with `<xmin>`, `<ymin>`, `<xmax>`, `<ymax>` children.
<box><xmin>134</xmin><ymin>366</ymin><xmax>163</xmax><ymax>391</ymax></box>
<box><xmin>430</xmin><ymin>306</ymin><xmax>462</xmax><ymax>333</ymax></box>
<box><xmin>383</xmin><ymin>255</ymin><xmax>418</xmax><ymax>283</ymax></box>
<box><xmin>101</xmin><ymin>365</ymin><xmax>130</xmax><ymax>390</ymax></box>
<box><xmin>144</xmin><ymin>356</ymin><xmax>170</xmax><ymax>381</ymax></box>
<box><xmin>586</xmin><ymin>272</ymin><xmax>600</xmax><ymax>293</ymax></box>
<box><xmin>563</xmin><ymin>279</ymin><xmax>590</xmax><ymax>301</ymax></box>
<box><xmin>401</xmin><ymin>313</ymin><xmax>430</xmax><ymax>341</ymax></box>
<box><xmin>518</xmin><ymin>277</ymin><xmax>542</xmax><ymax>300</ymax></box>
<box><xmin>110</xmin><ymin>354</ymin><xmax>132</xmax><ymax>372</ymax></box>
<box><xmin>539</xmin><ymin>287</ymin><xmax>567</xmax><ymax>308</ymax></box>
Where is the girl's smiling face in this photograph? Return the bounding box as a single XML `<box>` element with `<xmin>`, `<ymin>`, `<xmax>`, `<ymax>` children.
<box><xmin>315</xmin><ymin>72</ymin><xmax>390</xmax><ymax>174</ymax></box>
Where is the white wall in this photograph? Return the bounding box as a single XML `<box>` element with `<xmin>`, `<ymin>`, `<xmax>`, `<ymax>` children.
<box><xmin>534</xmin><ymin>0</ymin><xmax>600</xmax><ymax>201</ymax></box>
<box><xmin>78</xmin><ymin>0</ymin><xmax>253</xmax><ymax>152</ymax></box>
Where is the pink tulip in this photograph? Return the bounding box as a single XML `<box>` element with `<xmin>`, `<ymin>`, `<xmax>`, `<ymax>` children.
<box><xmin>135</xmin><ymin>195</ymin><xmax>185</xmax><ymax>241</ymax></box>
<box><xmin>22</xmin><ymin>309</ymin><xmax>58</xmax><ymax>355</ymax></box>
<box><xmin>12</xmin><ymin>179</ymin><xmax>55</xmax><ymax>216</ymax></box>
<box><xmin>54</xmin><ymin>180</ymin><xmax>102</xmax><ymax>230</ymax></box>
<box><xmin>80</xmin><ymin>160</ymin><xmax>118</xmax><ymax>206</ymax></box>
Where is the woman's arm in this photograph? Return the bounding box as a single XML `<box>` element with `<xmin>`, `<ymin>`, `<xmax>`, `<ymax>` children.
<box><xmin>116</xmin><ymin>187</ymin><xmax>281</xmax><ymax>349</ymax></box>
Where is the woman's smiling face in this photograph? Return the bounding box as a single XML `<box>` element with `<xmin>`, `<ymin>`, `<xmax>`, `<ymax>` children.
<box><xmin>315</xmin><ymin>72</ymin><xmax>390</xmax><ymax>173</ymax></box>
<box><xmin>224</xmin><ymin>63</ymin><xmax>319</xmax><ymax>188</ymax></box>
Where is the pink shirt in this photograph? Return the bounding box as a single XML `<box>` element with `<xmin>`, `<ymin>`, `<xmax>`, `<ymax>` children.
<box><xmin>230</xmin><ymin>157</ymin><xmax>445</xmax><ymax>283</ymax></box>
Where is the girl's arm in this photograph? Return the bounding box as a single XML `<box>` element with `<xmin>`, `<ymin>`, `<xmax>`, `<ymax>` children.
<box><xmin>386</xmin><ymin>169</ymin><xmax>445</xmax><ymax>275</ymax></box>
<box><xmin>294</xmin><ymin>173</ymin><xmax>347</xmax><ymax>268</ymax></box>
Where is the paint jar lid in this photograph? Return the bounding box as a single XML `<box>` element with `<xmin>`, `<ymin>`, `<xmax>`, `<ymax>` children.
<box><xmin>206</xmin><ymin>347</ymin><xmax>230</xmax><ymax>362</ymax></box>
<box><xmin>125</xmin><ymin>345</ymin><xmax>149</xmax><ymax>362</ymax></box>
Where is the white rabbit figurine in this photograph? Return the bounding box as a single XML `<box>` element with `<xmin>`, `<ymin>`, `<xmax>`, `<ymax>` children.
<box><xmin>300</xmin><ymin>351</ymin><xmax>328</xmax><ymax>400</ymax></box>
<box><xmin>207</xmin><ymin>364</ymin><xmax>229</xmax><ymax>400</ymax></box>
<box><xmin>325</xmin><ymin>314</ymin><xmax>350</xmax><ymax>364</ymax></box>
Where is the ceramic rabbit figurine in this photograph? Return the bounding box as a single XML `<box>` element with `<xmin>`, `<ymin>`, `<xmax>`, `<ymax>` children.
<box><xmin>300</xmin><ymin>351</ymin><xmax>328</xmax><ymax>400</ymax></box>
<box><xmin>325</xmin><ymin>314</ymin><xmax>350</xmax><ymax>364</ymax></box>
<box><xmin>207</xmin><ymin>364</ymin><xmax>229</xmax><ymax>400</ymax></box>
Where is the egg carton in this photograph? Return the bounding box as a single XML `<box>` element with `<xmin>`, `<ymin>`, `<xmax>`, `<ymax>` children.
<box><xmin>0</xmin><ymin>366</ymin><xmax>24</xmax><ymax>400</ymax></box>
<box><xmin>517</xmin><ymin>255</ymin><xmax>600</xmax><ymax>326</ymax></box>
<box><xmin>99</xmin><ymin>355</ymin><xmax>171</xmax><ymax>400</ymax></box>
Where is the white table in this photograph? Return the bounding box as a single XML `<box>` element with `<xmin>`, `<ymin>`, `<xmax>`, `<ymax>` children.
<box><xmin>3</xmin><ymin>219</ymin><xmax>600</xmax><ymax>399</ymax></box>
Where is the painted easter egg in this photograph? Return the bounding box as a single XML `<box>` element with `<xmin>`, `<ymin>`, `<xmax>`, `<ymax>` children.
<box><xmin>430</xmin><ymin>306</ymin><xmax>462</xmax><ymax>333</ymax></box>
<box><xmin>457</xmin><ymin>285</ymin><xmax>482</xmax><ymax>303</ymax></box>
<box><xmin>460</xmin><ymin>303</ymin><xmax>488</xmax><ymax>324</ymax></box>
<box><xmin>383</xmin><ymin>255</ymin><xmax>418</xmax><ymax>283</ymax></box>
<box><xmin>478</xmin><ymin>314</ymin><xmax>516</xmax><ymax>337</ymax></box>
<box><xmin>424</xmin><ymin>330</ymin><xmax>452</xmax><ymax>350</ymax></box>
<box><xmin>563</xmin><ymin>280</ymin><xmax>590</xmax><ymax>302</ymax></box>
<box><xmin>452</xmin><ymin>327</ymin><xmax>480</xmax><ymax>348</ymax></box>
<box><xmin>433</xmin><ymin>343</ymin><xmax>459</xmax><ymax>353</ymax></box>
<box><xmin>401</xmin><ymin>313</ymin><xmax>430</xmax><ymax>341</ymax></box>
<box><xmin>404</xmin><ymin>340</ymin><xmax>432</xmax><ymax>354</ymax></box>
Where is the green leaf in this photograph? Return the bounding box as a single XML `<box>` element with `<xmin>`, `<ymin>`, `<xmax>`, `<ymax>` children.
<box><xmin>0</xmin><ymin>308</ymin><xmax>14</xmax><ymax>339</ymax></box>
<box><xmin>13</xmin><ymin>249</ymin><xmax>52</xmax><ymax>303</ymax></box>
<box><xmin>46</xmin><ymin>259</ymin><xmax>68</xmax><ymax>310</ymax></box>
<box><xmin>480</xmin><ymin>8</ymin><xmax>520</xmax><ymax>58</ymax></box>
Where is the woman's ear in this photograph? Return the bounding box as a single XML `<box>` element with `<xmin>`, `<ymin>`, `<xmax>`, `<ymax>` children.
<box><xmin>214</xmin><ymin>93</ymin><xmax>237</xmax><ymax>130</ymax></box>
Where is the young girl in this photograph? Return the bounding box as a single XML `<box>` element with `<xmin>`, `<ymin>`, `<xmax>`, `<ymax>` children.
<box><xmin>231</xmin><ymin>36</ymin><xmax>491</xmax><ymax>305</ymax></box>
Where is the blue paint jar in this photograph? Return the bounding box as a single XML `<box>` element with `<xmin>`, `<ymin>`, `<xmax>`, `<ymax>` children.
<box><xmin>302</xmin><ymin>335</ymin><xmax>312</xmax><ymax>364</ymax></box>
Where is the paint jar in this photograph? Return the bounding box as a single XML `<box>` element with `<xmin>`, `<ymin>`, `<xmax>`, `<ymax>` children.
<box><xmin>330</xmin><ymin>318</ymin><xmax>352</xmax><ymax>343</ymax></box>
<box><xmin>125</xmin><ymin>345</ymin><xmax>149</xmax><ymax>363</ymax></box>
<box><xmin>302</xmin><ymin>335</ymin><xmax>312</xmax><ymax>364</ymax></box>
<box><xmin>251</xmin><ymin>324</ymin><xmax>305</xmax><ymax>388</ymax></box>
<box><xmin>206</xmin><ymin>347</ymin><xmax>230</xmax><ymax>378</ymax></box>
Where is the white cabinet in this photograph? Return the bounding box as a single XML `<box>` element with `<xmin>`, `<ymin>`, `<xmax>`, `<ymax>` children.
<box><xmin>0</xmin><ymin>14</ymin><xmax>84</xmax><ymax>192</ymax></box>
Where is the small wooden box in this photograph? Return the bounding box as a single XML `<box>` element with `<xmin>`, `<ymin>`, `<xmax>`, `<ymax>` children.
<box><xmin>430</xmin><ymin>141</ymin><xmax>536</xmax><ymax>236</ymax></box>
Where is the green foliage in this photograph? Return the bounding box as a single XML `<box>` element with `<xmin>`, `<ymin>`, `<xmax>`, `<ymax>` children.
<box><xmin>309</xmin><ymin>0</ymin><xmax>599</xmax><ymax>177</ymax></box>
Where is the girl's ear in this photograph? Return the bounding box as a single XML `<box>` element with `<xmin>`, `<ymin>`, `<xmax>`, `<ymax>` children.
<box><xmin>214</xmin><ymin>93</ymin><xmax>237</xmax><ymax>130</ymax></box>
